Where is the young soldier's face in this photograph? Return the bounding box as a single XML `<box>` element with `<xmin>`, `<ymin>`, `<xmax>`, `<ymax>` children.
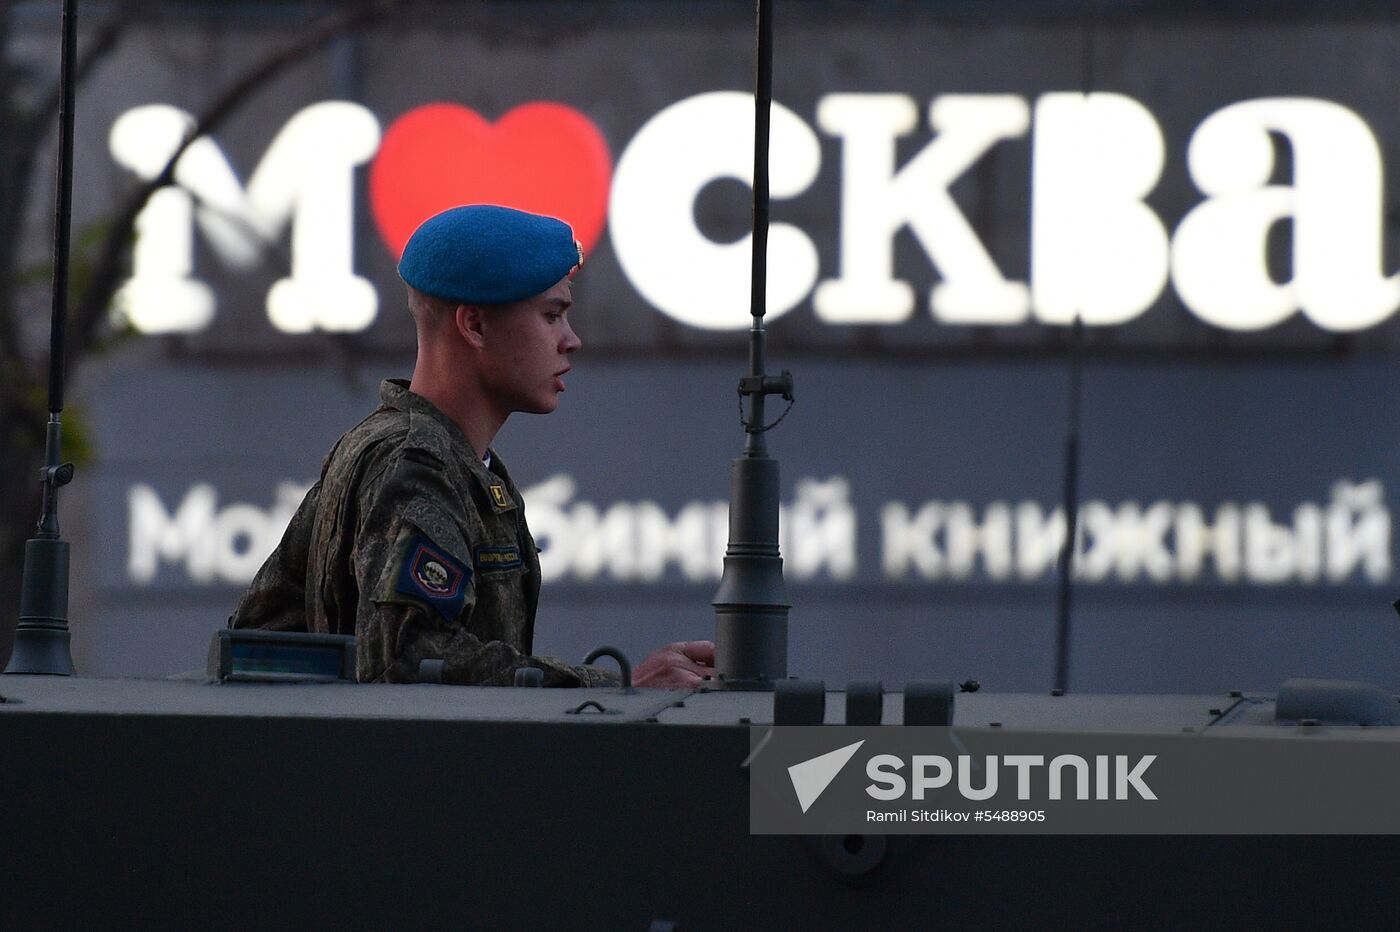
<box><xmin>479</xmin><ymin>276</ymin><xmax>581</xmax><ymax>415</ymax></box>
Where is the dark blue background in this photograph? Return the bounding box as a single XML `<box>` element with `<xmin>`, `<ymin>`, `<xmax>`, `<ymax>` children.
<box><xmin>71</xmin><ymin>349</ymin><xmax>1400</xmax><ymax>694</ymax></box>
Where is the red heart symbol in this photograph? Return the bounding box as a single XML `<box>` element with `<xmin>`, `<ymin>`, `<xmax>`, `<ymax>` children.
<box><xmin>369</xmin><ymin>101</ymin><xmax>612</xmax><ymax>260</ymax></box>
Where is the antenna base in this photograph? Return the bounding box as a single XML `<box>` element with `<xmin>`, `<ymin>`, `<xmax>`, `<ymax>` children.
<box><xmin>713</xmin><ymin>454</ymin><xmax>790</xmax><ymax>689</ymax></box>
<box><xmin>6</xmin><ymin>537</ymin><xmax>74</xmax><ymax>676</ymax></box>
<box><xmin>713</xmin><ymin>607</ymin><xmax>788</xmax><ymax>691</ymax></box>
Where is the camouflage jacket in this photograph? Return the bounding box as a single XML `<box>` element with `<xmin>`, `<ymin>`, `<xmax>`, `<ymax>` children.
<box><xmin>229</xmin><ymin>379</ymin><xmax>616</xmax><ymax>687</ymax></box>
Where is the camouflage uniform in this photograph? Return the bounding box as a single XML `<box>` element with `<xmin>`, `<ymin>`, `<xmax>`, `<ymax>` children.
<box><xmin>230</xmin><ymin>379</ymin><xmax>616</xmax><ymax>687</ymax></box>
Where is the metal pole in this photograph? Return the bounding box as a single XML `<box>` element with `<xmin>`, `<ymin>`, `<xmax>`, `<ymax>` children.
<box><xmin>1053</xmin><ymin>317</ymin><xmax>1083</xmax><ymax>694</ymax></box>
<box><xmin>746</xmin><ymin>0</ymin><xmax>772</xmax><ymax>456</ymax></box>
<box><xmin>8</xmin><ymin>0</ymin><xmax>80</xmax><ymax>675</ymax></box>
<box><xmin>713</xmin><ymin>0</ymin><xmax>792</xmax><ymax>689</ymax></box>
<box><xmin>1051</xmin><ymin>0</ymin><xmax>1098</xmax><ymax>695</ymax></box>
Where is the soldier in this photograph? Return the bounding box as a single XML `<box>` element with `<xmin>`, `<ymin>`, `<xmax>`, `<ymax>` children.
<box><xmin>229</xmin><ymin>204</ymin><xmax>714</xmax><ymax>687</ymax></box>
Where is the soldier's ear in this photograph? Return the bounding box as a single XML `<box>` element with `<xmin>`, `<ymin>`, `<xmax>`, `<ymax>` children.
<box><xmin>454</xmin><ymin>303</ymin><xmax>488</xmax><ymax>350</ymax></box>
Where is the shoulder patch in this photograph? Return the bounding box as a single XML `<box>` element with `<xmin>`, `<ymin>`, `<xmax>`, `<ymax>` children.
<box><xmin>397</xmin><ymin>534</ymin><xmax>471</xmax><ymax>622</ymax></box>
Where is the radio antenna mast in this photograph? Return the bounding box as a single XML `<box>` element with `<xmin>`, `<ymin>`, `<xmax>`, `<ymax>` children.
<box><xmin>7</xmin><ymin>0</ymin><xmax>80</xmax><ymax>675</ymax></box>
<box><xmin>713</xmin><ymin>0</ymin><xmax>794</xmax><ymax>689</ymax></box>
<box><xmin>1052</xmin><ymin>0</ymin><xmax>1099</xmax><ymax>695</ymax></box>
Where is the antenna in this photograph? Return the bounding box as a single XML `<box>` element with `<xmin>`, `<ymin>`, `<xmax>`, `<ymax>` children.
<box><xmin>1052</xmin><ymin>316</ymin><xmax>1083</xmax><ymax>694</ymax></box>
<box><xmin>713</xmin><ymin>0</ymin><xmax>794</xmax><ymax>689</ymax></box>
<box><xmin>1052</xmin><ymin>0</ymin><xmax>1098</xmax><ymax>695</ymax></box>
<box><xmin>7</xmin><ymin>0</ymin><xmax>80</xmax><ymax>675</ymax></box>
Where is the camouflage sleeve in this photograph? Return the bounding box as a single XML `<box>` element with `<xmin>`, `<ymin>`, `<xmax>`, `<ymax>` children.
<box><xmin>351</xmin><ymin>451</ymin><xmax>616</xmax><ymax>687</ymax></box>
<box><xmin>228</xmin><ymin>481</ymin><xmax>321</xmax><ymax>631</ymax></box>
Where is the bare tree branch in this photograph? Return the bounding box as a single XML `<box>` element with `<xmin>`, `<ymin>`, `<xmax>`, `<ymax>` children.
<box><xmin>68</xmin><ymin>0</ymin><xmax>412</xmax><ymax>363</ymax></box>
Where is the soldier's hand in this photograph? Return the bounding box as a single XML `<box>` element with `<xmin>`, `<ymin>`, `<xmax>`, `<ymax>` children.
<box><xmin>632</xmin><ymin>640</ymin><xmax>715</xmax><ymax>688</ymax></box>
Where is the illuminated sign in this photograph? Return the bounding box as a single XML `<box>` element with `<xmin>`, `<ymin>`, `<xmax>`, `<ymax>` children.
<box><xmin>110</xmin><ymin>92</ymin><xmax>1400</xmax><ymax>336</ymax></box>
<box><xmin>368</xmin><ymin>102</ymin><xmax>612</xmax><ymax>260</ymax></box>
<box><xmin>127</xmin><ymin>476</ymin><xmax>1391</xmax><ymax>589</ymax></box>
<box><xmin>110</xmin><ymin>102</ymin><xmax>382</xmax><ymax>334</ymax></box>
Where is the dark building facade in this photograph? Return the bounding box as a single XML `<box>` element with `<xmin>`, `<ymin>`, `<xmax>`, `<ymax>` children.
<box><xmin>33</xmin><ymin>0</ymin><xmax>1400</xmax><ymax>691</ymax></box>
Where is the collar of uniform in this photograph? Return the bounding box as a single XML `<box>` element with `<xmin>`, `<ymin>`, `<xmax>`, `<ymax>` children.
<box><xmin>477</xmin><ymin>450</ymin><xmax>519</xmax><ymax>513</ymax></box>
<box><xmin>380</xmin><ymin>378</ymin><xmax>475</xmax><ymax>453</ymax></box>
<box><xmin>379</xmin><ymin>379</ymin><xmax>518</xmax><ymax>513</ymax></box>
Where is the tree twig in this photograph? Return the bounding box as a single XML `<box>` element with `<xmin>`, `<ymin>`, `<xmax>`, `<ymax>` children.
<box><xmin>68</xmin><ymin>0</ymin><xmax>410</xmax><ymax>363</ymax></box>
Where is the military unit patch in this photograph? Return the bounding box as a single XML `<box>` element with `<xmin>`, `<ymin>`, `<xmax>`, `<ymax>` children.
<box><xmin>397</xmin><ymin>534</ymin><xmax>470</xmax><ymax>623</ymax></box>
<box><xmin>488</xmin><ymin>484</ymin><xmax>510</xmax><ymax>508</ymax></box>
<box><xmin>474</xmin><ymin>545</ymin><xmax>523</xmax><ymax>573</ymax></box>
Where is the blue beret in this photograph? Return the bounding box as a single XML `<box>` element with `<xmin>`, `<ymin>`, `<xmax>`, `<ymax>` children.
<box><xmin>398</xmin><ymin>205</ymin><xmax>583</xmax><ymax>305</ymax></box>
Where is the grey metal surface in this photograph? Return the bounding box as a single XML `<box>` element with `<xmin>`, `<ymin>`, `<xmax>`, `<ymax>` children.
<box><xmin>0</xmin><ymin>675</ymin><xmax>1338</xmax><ymax>733</ymax></box>
<box><xmin>0</xmin><ymin>675</ymin><xmax>686</xmax><ymax>723</ymax></box>
<box><xmin>5</xmin><ymin>676</ymin><xmax>1400</xmax><ymax>930</ymax></box>
<box><xmin>653</xmin><ymin>687</ymin><xmax>1244</xmax><ymax>729</ymax></box>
